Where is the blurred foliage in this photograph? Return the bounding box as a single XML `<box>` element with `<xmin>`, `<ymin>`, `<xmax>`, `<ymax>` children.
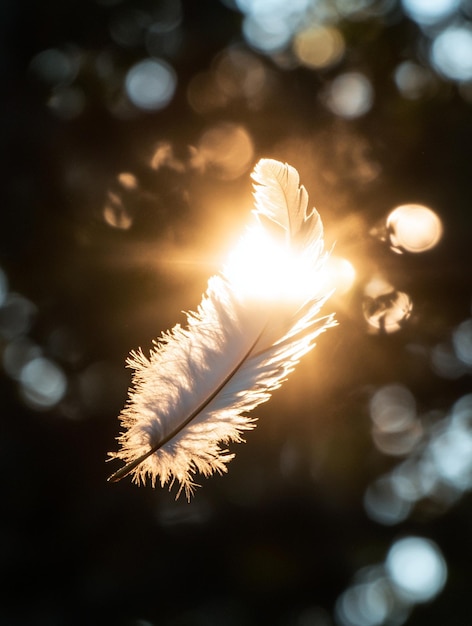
<box><xmin>1</xmin><ymin>0</ymin><xmax>472</xmax><ymax>625</ymax></box>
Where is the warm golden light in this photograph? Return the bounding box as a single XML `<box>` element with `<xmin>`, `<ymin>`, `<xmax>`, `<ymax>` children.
<box><xmin>103</xmin><ymin>191</ymin><xmax>133</xmax><ymax>230</ymax></box>
<box><xmin>225</xmin><ymin>229</ymin><xmax>353</xmax><ymax>305</ymax></box>
<box><xmin>387</xmin><ymin>204</ymin><xmax>443</xmax><ymax>253</ymax></box>
<box><xmin>117</xmin><ymin>172</ymin><xmax>138</xmax><ymax>190</ymax></box>
<box><xmin>293</xmin><ymin>26</ymin><xmax>345</xmax><ymax>69</ymax></box>
<box><xmin>363</xmin><ymin>277</ymin><xmax>412</xmax><ymax>333</ymax></box>
<box><xmin>224</xmin><ymin>226</ymin><xmax>318</xmax><ymax>303</ymax></box>
<box><xmin>323</xmin><ymin>256</ymin><xmax>356</xmax><ymax>295</ymax></box>
<box><xmin>150</xmin><ymin>141</ymin><xmax>185</xmax><ymax>172</ymax></box>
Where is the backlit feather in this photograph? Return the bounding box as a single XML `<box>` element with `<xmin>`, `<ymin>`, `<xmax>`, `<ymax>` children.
<box><xmin>107</xmin><ymin>159</ymin><xmax>336</xmax><ymax>498</ymax></box>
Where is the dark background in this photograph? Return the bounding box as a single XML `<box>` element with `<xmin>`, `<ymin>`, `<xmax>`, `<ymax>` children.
<box><xmin>1</xmin><ymin>1</ymin><xmax>472</xmax><ymax>625</ymax></box>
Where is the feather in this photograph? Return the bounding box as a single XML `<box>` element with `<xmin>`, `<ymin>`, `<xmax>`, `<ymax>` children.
<box><xmin>107</xmin><ymin>159</ymin><xmax>336</xmax><ymax>498</ymax></box>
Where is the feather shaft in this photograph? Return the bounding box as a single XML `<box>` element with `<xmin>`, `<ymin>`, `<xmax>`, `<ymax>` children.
<box><xmin>108</xmin><ymin>322</ymin><xmax>267</xmax><ymax>483</ymax></box>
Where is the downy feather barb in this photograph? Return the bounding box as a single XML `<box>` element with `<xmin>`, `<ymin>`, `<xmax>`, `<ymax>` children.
<box><xmin>107</xmin><ymin>159</ymin><xmax>336</xmax><ymax>498</ymax></box>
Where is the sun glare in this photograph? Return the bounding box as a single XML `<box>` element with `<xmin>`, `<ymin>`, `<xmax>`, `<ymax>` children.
<box><xmin>224</xmin><ymin>226</ymin><xmax>317</xmax><ymax>303</ymax></box>
<box><xmin>224</xmin><ymin>225</ymin><xmax>355</xmax><ymax>306</ymax></box>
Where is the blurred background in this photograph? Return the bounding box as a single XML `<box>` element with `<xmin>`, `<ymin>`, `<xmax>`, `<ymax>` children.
<box><xmin>2</xmin><ymin>0</ymin><xmax>472</xmax><ymax>624</ymax></box>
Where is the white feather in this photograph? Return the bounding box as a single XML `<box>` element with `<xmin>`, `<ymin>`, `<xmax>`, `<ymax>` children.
<box><xmin>108</xmin><ymin>159</ymin><xmax>336</xmax><ymax>498</ymax></box>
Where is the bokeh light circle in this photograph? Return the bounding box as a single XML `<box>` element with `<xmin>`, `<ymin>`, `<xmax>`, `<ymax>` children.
<box><xmin>429</xmin><ymin>422</ymin><xmax>472</xmax><ymax>490</ymax></box>
<box><xmin>386</xmin><ymin>204</ymin><xmax>442</xmax><ymax>253</ymax></box>
<box><xmin>394</xmin><ymin>61</ymin><xmax>433</xmax><ymax>100</ymax></box>
<box><xmin>452</xmin><ymin>318</ymin><xmax>472</xmax><ymax>366</ymax></box>
<box><xmin>3</xmin><ymin>337</ymin><xmax>42</xmax><ymax>380</ymax></box>
<box><xmin>29</xmin><ymin>48</ymin><xmax>79</xmax><ymax>86</ymax></box>
<box><xmin>370</xmin><ymin>384</ymin><xmax>416</xmax><ymax>432</ymax></box>
<box><xmin>401</xmin><ymin>0</ymin><xmax>460</xmax><ymax>25</ymax></box>
<box><xmin>364</xmin><ymin>475</ymin><xmax>412</xmax><ymax>525</ymax></box>
<box><xmin>431</xmin><ymin>26</ymin><xmax>472</xmax><ymax>82</ymax></box>
<box><xmin>335</xmin><ymin>574</ymin><xmax>397</xmax><ymax>626</ymax></box>
<box><xmin>0</xmin><ymin>293</ymin><xmax>37</xmax><ymax>340</ymax></box>
<box><xmin>325</xmin><ymin>72</ymin><xmax>374</xmax><ymax>118</ymax></box>
<box><xmin>293</xmin><ymin>25</ymin><xmax>345</xmax><ymax>69</ymax></box>
<box><xmin>386</xmin><ymin>536</ymin><xmax>447</xmax><ymax>603</ymax></box>
<box><xmin>363</xmin><ymin>280</ymin><xmax>413</xmax><ymax>333</ymax></box>
<box><xmin>242</xmin><ymin>14</ymin><xmax>292</xmax><ymax>53</ymax></box>
<box><xmin>125</xmin><ymin>58</ymin><xmax>177</xmax><ymax>110</ymax></box>
<box><xmin>20</xmin><ymin>357</ymin><xmax>67</xmax><ymax>410</ymax></box>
